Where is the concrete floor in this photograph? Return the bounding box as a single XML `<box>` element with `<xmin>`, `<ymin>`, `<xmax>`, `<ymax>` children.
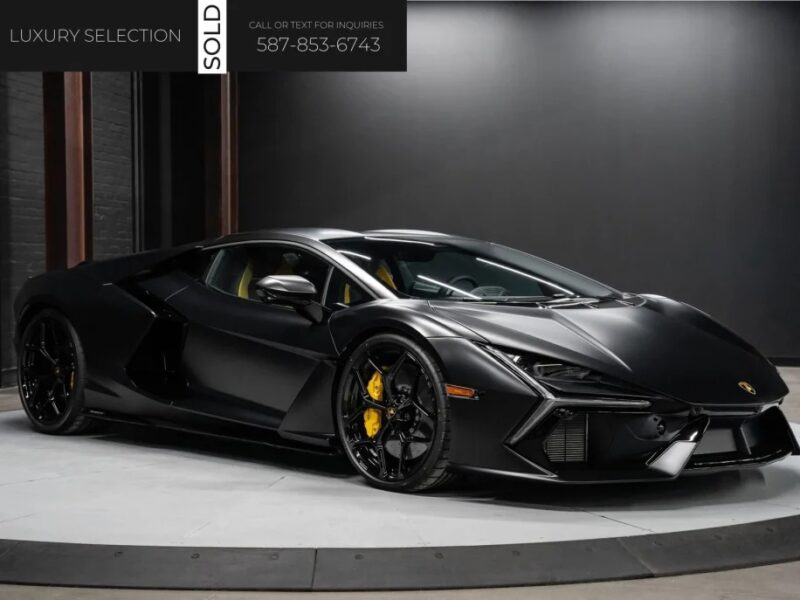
<box><xmin>0</xmin><ymin>388</ymin><xmax>20</xmax><ymax>412</ymax></box>
<box><xmin>3</xmin><ymin>407</ymin><xmax>799</xmax><ymax>547</ymax></box>
<box><xmin>0</xmin><ymin>366</ymin><xmax>798</xmax><ymax>598</ymax></box>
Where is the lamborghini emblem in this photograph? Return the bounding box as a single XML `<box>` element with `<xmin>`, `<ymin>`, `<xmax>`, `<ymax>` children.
<box><xmin>738</xmin><ymin>381</ymin><xmax>756</xmax><ymax>395</ymax></box>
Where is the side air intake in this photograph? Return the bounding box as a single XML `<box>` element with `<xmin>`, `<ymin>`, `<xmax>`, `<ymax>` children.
<box><xmin>543</xmin><ymin>414</ymin><xmax>587</xmax><ymax>463</ymax></box>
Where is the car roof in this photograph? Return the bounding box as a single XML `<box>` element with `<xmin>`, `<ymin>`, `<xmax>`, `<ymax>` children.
<box><xmin>207</xmin><ymin>227</ymin><xmax>460</xmax><ymax>245</ymax></box>
<box><xmin>203</xmin><ymin>227</ymin><xmax>469</xmax><ymax>301</ymax></box>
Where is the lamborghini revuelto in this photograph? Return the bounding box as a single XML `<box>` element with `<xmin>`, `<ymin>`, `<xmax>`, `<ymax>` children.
<box><xmin>14</xmin><ymin>229</ymin><xmax>798</xmax><ymax>491</ymax></box>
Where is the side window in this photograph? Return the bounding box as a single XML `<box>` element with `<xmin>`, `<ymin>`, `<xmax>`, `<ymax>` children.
<box><xmin>325</xmin><ymin>269</ymin><xmax>370</xmax><ymax>310</ymax></box>
<box><xmin>205</xmin><ymin>245</ymin><xmax>330</xmax><ymax>302</ymax></box>
<box><xmin>163</xmin><ymin>249</ymin><xmax>217</xmax><ymax>280</ymax></box>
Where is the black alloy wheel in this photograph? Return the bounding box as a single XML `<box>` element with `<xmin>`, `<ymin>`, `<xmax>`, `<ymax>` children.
<box><xmin>18</xmin><ymin>309</ymin><xmax>92</xmax><ymax>434</ymax></box>
<box><xmin>336</xmin><ymin>333</ymin><xmax>452</xmax><ymax>492</ymax></box>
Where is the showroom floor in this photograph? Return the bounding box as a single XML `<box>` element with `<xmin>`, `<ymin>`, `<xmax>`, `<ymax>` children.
<box><xmin>0</xmin><ymin>367</ymin><xmax>798</xmax><ymax>599</ymax></box>
<box><xmin>3</xmin><ymin>413</ymin><xmax>799</xmax><ymax>549</ymax></box>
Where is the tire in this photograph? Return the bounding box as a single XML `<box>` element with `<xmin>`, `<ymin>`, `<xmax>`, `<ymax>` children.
<box><xmin>17</xmin><ymin>309</ymin><xmax>93</xmax><ymax>435</ymax></box>
<box><xmin>335</xmin><ymin>333</ymin><xmax>452</xmax><ymax>492</ymax></box>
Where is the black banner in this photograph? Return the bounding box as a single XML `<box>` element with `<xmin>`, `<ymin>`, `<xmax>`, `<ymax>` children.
<box><xmin>0</xmin><ymin>0</ymin><xmax>406</xmax><ymax>72</ymax></box>
<box><xmin>228</xmin><ymin>2</ymin><xmax>406</xmax><ymax>72</ymax></box>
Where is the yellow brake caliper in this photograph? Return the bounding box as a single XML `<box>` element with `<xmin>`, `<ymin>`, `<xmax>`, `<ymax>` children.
<box><xmin>363</xmin><ymin>371</ymin><xmax>383</xmax><ymax>438</ymax></box>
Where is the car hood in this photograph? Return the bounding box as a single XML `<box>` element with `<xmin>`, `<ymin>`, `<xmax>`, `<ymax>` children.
<box><xmin>429</xmin><ymin>295</ymin><xmax>788</xmax><ymax>406</ymax></box>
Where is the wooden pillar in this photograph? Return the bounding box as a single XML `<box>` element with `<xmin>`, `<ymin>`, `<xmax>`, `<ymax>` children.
<box><xmin>64</xmin><ymin>72</ymin><xmax>93</xmax><ymax>262</ymax></box>
<box><xmin>219</xmin><ymin>73</ymin><xmax>238</xmax><ymax>235</ymax></box>
<box><xmin>43</xmin><ymin>72</ymin><xmax>93</xmax><ymax>269</ymax></box>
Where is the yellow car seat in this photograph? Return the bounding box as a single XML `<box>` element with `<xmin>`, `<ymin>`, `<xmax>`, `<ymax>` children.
<box><xmin>374</xmin><ymin>260</ymin><xmax>397</xmax><ymax>290</ymax></box>
<box><xmin>343</xmin><ymin>259</ymin><xmax>396</xmax><ymax>305</ymax></box>
<box><xmin>237</xmin><ymin>262</ymin><xmax>254</xmax><ymax>299</ymax></box>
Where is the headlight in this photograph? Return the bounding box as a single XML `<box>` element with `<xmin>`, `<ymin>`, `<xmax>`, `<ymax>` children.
<box><xmin>501</xmin><ymin>351</ymin><xmax>656</xmax><ymax>399</ymax></box>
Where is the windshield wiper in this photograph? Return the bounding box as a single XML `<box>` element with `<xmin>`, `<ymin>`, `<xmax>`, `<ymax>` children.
<box><xmin>538</xmin><ymin>294</ymin><xmax>626</xmax><ymax>308</ymax></box>
<box><xmin>539</xmin><ymin>296</ymin><xmax>599</xmax><ymax>304</ymax></box>
<box><xmin>448</xmin><ymin>295</ymin><xmax>553</xmax><ymax>303</ymax></box>
<box><xmin>436</xmin><ymin>294</ymin><xmax>621</xmax><ymax>305</ymax></box>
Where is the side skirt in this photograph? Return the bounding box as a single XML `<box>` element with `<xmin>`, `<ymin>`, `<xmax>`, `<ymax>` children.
<box><xmin>84</xmin><ymin>408</ymin><xmax>340</xmax><ymax>457</ymax></box>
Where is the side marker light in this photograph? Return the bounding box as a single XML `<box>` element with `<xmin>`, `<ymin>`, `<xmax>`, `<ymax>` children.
<box><xmin>446</xmin><ymin>384</ymin><xmax>478</xmax><ymax>399</ymax></box>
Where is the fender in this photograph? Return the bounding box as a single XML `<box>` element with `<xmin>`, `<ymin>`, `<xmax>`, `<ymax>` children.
<box><xmin>327</xmin><ymin>299</ymin><xmax>486</xmax><ymax>357</ymax></box>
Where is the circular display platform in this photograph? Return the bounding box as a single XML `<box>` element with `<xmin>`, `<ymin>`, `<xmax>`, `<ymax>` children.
<box><xmin>0</xmin><ymin>409</ymin><xmax>798</xmax><ymax>590</ymax></box>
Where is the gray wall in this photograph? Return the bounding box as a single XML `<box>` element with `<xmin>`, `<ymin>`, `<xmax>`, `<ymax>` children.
<box><xmin>0</xmin><ymin>73</ymin><xmax>45</xmax><ymax>387</ymax></box>
<box><xmin>238</xmin><ymin>1</ymin><xmax>800</xmax><ymax>359</ymax></box>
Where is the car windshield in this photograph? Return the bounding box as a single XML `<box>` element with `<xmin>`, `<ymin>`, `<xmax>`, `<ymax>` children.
<box><xmin>327</xmin><ymin>237</ymin><xmax>617</xmax><ymax>301</ymax></box>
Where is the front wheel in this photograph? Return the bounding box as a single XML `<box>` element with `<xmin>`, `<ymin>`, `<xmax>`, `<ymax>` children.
<box><xmin>335</xmin><ymin>333</ymin><xmax>452</xmax><ymax>492</ymax></box>
<box><xmin>17</xmin><ymin>309</ymin><xmax>93</xmax><ymax>434</ymax></box>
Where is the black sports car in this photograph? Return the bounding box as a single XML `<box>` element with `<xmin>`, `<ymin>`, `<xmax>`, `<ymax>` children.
<box><xmin>14</xmin><ymin>228</ymin><xmax>798</xmax><ymax>491</ymax></box>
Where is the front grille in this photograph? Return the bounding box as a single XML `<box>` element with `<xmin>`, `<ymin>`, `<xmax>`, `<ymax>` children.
<box><xmin>687</xmin><ymin>407</ymin><xmax>796</xmax><ymax>469</ymax></box>
<box><xmin>543</xmin><ymin>414</ymin><xmax>587</xmax><ymax>463</ymax></box>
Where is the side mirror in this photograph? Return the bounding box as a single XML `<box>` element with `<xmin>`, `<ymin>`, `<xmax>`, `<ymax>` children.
<box><xmin>254</xmin><ymin>275</ymin><xmax>324</xmax><ymax>323</ymax></box>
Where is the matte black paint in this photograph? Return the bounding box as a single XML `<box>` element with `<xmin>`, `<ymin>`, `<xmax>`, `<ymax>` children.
<box><xmin>13</xmin><ymin>228</ymin><xmax>797</xmax><ymax>482</ymax></box>
<box><xmin>430</xmin><ymin>296</ymin><xmax>788</xmax><ymax>406</ymax></box>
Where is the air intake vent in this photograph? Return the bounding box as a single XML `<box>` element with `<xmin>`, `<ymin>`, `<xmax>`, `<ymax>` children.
<box><xmin>543</xmin><ymin>414</ymin><xmax>587</xmax><ymax>463</ymax></box>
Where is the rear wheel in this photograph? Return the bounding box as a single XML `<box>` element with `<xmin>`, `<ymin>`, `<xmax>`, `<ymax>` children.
<box><xmin>335</xmin><ymin>333</ymin><xmax>451</xmax><ymax>492</ymax></box>
<box><xmin>17</xmin><ymin>309</ymin><xmax>92</xmax><ymax>434</ymax></box>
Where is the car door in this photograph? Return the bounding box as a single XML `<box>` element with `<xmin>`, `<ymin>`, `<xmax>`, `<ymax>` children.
<box><xmin>165</xmin><ymin>242</ymin><xmax>336</xmax><ymax>428</ymax></box>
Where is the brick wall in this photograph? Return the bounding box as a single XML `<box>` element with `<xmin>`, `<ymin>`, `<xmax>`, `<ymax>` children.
<box><xmin>92</xmin><ymin>73</ymin><xmax>133</xmax><ymax>261</ymax></box>
<box><xmin>0</xmin><ymin>73</ymin><xmax>46</xmax><ymax>387</ymax></box>
<box><xmin>0</xmin><ymin>72</ymin><xmax>134</xmax><ymax>387</ymax></box>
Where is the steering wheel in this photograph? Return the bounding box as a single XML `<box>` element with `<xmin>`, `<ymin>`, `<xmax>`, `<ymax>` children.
<box><xmin>444</xmin><ymin>275</ymin><xmax>479</xmax><ymax>297</ymax></box>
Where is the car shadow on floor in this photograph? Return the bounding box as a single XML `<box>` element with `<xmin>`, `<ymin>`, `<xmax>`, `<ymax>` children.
<box><xmin>103</xmin><ymin>421</ymin><xmax>358</xmax><ymax>479</ymax></box>
<box><xmin>436</xmin><ymin>463</ymin><xmax>800</xmax><ymax>513</ymax></box>
<box><xmin>442</xmin><ymin>424</ymin><xmax>800</xmax><ymax>512</ymax></box>
<box><xmin>0</xmin><ymin>411</ymin><xmax>355</xmax><ymax>479</ymax></box>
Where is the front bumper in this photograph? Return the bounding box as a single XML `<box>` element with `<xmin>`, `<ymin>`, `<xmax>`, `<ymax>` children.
<box><xmin>506</xmin><ymin>403</ymin><xmax>798</xmax><ymax>482</ymax></box>
<box><xmin>438</xmin><ymin>339</ymin><xmax>799</xmax><ymax>483</ymax></box>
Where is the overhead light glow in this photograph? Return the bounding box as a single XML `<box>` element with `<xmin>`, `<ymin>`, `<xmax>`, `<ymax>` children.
<box><xmin>417</xmin><ymin>274</ymin><xmax>480</xmax><ymax>298</ymax></box>
<box><xmin>476</xmin><ymin>258</ymin><xmax>574</xmax><ymax>296</ymax></box>
<box><xmin>364</xmin><ymin>236</ymin><xmax>435</xmax><ymax>246</ymax></box>
<box><xmin>339</xmin><ymin>250</ymin><xmax>372</xmax><ymax>262</ymax></box>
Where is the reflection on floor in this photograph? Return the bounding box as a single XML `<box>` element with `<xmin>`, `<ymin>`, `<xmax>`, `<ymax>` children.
<box><xmin>0</xmin><ymin>389</ymin><xmax>19</xmax><ymax>412</ymax></box>
<box><xmin>0</xmin><ymin>379</ymin><xmax>798</xmax><ymax>547</ymax></box>
<box><xmin>0</xmin><ymin>404</ymin><xmax>794</xmax><ymax>547</ymax></box>
<box><xmin>0</xmin><ymin>368</ymin><xmax>800</xmax><ymax>600</ymax></box>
